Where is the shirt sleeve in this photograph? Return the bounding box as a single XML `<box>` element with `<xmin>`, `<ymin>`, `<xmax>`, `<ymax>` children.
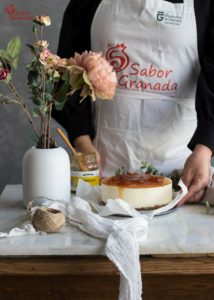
<box><xmin>188</xmin><ymin>1</ymin><xmax>214</xmax><ymax>152</ymax></box>
<box><xmin>52</xmin><ymin>0</ymin><xmax>100</xmax><ymax>144</ymax></box>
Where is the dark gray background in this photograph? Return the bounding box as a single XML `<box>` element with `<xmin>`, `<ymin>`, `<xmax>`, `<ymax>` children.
<box><xmin>0</xmin><ymin>0</ymin><xmax>70</xmax><ymax>193</ymax></box>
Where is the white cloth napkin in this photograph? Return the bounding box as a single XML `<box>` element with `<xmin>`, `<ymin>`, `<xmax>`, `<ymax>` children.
<box><xmin>0</xmin><ymin>179</ymin><xmax>188</xmax><ymax>300</ymax></box>
<box><xmin>66</xmin><ymin>196</ymin><xmax>149</xmax><ymax>300</ymax></box>
<box><xmin>0</xmin><ymin>223</ymin><xmax>42</xmax><ymax>237</ymax></box>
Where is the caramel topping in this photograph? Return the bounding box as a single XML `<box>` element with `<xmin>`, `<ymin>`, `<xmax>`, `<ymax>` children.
<box><xmin>102</xmin><ymin>173</ymin><xmax>171</xmax><ymax>188</ymax></box>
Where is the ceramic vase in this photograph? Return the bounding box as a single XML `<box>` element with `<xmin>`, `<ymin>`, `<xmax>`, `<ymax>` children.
<box><xmin>22</xmin><ymin>146</ymin><xmax>70</xmax><ymax>207</ymax></box>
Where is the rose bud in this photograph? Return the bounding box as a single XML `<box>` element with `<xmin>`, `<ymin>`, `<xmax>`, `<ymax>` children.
<box><xmin>33</xmin><ymin>16</ymin><xmax>51</xmax><ymax>26</ymax></box>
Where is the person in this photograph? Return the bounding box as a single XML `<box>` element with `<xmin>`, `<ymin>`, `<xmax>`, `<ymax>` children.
<box><xmin>53</xmin><ymin>0</ymin><xmax>214</xmax><ymax>205</ymax></box>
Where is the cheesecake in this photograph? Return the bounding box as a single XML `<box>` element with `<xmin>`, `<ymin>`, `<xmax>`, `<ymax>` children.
<box><xmin>101</xmin><ymin>173</ymin><xmax>172</xmax><ymax>210</ymax></box>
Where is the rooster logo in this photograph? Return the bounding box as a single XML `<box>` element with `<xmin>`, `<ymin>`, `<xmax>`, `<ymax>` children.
<box><xmin>106</xmin><ymin>43</ymin><xmax>130</xmax><ymax>73</ymax></box>
<box><xmin>5</xmin><ymin>4</ymin><xmax>16</xmax><ymax>17</ymax></box>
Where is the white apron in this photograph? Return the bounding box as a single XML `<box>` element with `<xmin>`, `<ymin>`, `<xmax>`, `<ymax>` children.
<box><xmin>91</xmin><ymin>0</ymin><xmax>200</xmax><ymax>176</ymax></box>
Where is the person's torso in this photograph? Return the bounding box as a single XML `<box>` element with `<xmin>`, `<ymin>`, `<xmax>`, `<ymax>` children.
<box><xmin>89</xmin><ymin>0</ymin><xmax>206</xmax><ymax>175</ymax></box>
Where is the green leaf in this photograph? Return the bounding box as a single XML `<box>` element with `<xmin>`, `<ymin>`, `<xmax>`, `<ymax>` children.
<box><xmin>0</xmin><ymin>49</ymin><xmax>12</xmax><ymax>66</ymax></box>
<box><xmin>44</xmin><ymin>93</ymin><xmax>52</xmax><ymax>102</ymax></box>
<box><xmin>73</xmin><ymin>72</ymin><xmax>85</xmax><ymax>89</ymax></box>
<box><xmin>32</xmin><ymin>25</ymin><xmax>38</xmax><ymax>33</ymax></box>
<box><xmin>83</xmin><ymin>71</ymin><xmax>96</xmax><ymax>101</ymax></box>
<box><xmin>55</xmin><ymin>74</ymin><xmax>70</xmax><ymax>110</ymax></box>
<box><xmin>7</xmin><ymin>37</ymin><xmax>22</xmax><ymax>69</ymax></box>
<box><xmin>26</xmin><ymin>58</ymin><xmax>37</xmax><ymax>71</ymax></box>
<box><xmin>54</xmin><ymin>101</ymin><xmax>65</xmax><ymax>111</ymax></box>
<box><xmin>33</xmin><ymin>107</ymin><xmax>41</xmax><ymax>117</ymax></box>
<box><xmin>45</xmin><ymin>80</ymin><xmax>54</xmax><ymax>94</ymax></box>
<box><xmin>43</xmin><ymin>106</ymin><xmax>49</xmax><ymax>114</ymax></box>
<box><xmin>5</xmin><ymin>73</ymin><xmax>12</xmax><ymax>83</ymax></box>
<box><xmin>28</xmin><ymin>70</ymin><xmax>40</xmax><ymax>87</ymax></box>
<box><xmin>58</xmin><ymin>81</ymin><xmax>69</xmax><ymax>101</ymax></box>
<box><xmin>205</xmin><ymin>200</ymin><xmax>211</xmax><ymax>214</ymax></box>
<box><xmin>25</xmin><ymin>132</ymin><xmax>39</xmax><ymax>144</ymax></box>
<box><xmin>26</xmin><ymin>44</ymin><xmax>37</xmax><ymax>56</ymax></box>
<box><xmin>7</xmin><ymin>37</ymin><xmax>21</xmax><ymax>57</ymax></box>
<box><xmin>140</xmin><ymin>161</ymin><xmax>161</xmax><ymax>175</ymax></box>
<box><xmin>115</xmin><ymin>166</ymin><xmax>127</xmax><ymax>176</ymax></box>
<box><xmin>26</xmin><ymin>63</ymin><xmax>32</xmax><ymax>70</ymax></box>
<box><xmin>32</xmin><ymin>96</ymin><xmax>41</xmax><ymax>106</ymax></box>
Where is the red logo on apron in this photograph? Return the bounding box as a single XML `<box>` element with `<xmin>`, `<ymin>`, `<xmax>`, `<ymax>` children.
<box><xmin>106</xmin><ymin>43</ymin><xmax>130</xmax><ymax>73</ymax></box>
<box><xmin>106</xmin><ymin>43</ymin><xmax>177</xmax><ymax>92</ymax></box>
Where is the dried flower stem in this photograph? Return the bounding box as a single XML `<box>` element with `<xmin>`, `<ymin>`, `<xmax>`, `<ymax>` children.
<box><xmin>6</xmin><ymin>81</ymin><xmax>39</xmax><ymax>136</ymax></box>
<box><xmin>40</xmin><ymin>116</ymin><xmax>45</xmax><ymax>144</ymax></box>
<box><xmin>47</xmin><ymin>102</ymin><xmax>53</xmax><ymax>148</ymax></box>
<box><xmin>41</xmin><ymin>67</ymin><xmax>47</xmax><ymax>148</ymax></box>
<box><xmin>34</xmin><ymin>29</ymin><xmax>39</xmax><ymax>44</ymax></box>
<box><xmin>0</xmin><ymin>93</ymin><xmax>19</xmax><ymax>104</ymax></box>
<box><xmin>44</xmin><ymin>118</ymin><xmax>47</xmax><ymax>148</ymax></box>
<box><xmin>40</xmin><ymin>26</ymin><xmax>43</xmax><ymax>41</ymax></box>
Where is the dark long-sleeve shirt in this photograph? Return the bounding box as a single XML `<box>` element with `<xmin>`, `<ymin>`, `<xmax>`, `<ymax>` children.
<box><xmin>52</xmin><ymin>0</ymin><xmax>214</xmax><ymax>152</ymax></box>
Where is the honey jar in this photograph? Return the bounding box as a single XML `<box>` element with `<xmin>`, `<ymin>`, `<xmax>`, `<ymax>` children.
<box><xmin>70</xmin><ymin>152</ymin><xmax>100</xmax><ymax>192</ymax></box>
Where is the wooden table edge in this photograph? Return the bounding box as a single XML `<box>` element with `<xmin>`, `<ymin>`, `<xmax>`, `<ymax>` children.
<box><xmin>0</xmin><ymin>255</ymin><xmax>214</xmax><ymax>276</ymax></box>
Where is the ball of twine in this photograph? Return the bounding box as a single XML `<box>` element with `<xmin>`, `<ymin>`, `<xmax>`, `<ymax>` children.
<box><xmin>31</xmin><ymin>207</ymin><xmax>65</xmax><ymax>233</ymax></box>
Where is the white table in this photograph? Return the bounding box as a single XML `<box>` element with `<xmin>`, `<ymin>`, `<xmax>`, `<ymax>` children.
<box><xmin>0</xmin><ymin>185</ymin><xmax>214</xmax><ymax>299</ymax></box>
<box><xmin>0</xmin><ymin>185</ymin><xmax>213</xmax><ymax>256</ymax></box>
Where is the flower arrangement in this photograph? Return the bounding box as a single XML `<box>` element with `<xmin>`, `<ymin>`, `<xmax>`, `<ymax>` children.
<box><xmin>0</xmin><ymin>16</ymin><xmax>117</xmax><ymax>149</ymax></box>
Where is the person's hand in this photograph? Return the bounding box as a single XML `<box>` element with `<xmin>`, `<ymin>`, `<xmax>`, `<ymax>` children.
<box><xmin>74</xmin><ymin>135</ymin><xmax>101</xmax><ymax>165</ymax></box>
<box><xmin>177</xmin><ymin>144</ymin><xmax>212</xmax><ymax>207</ymax></box>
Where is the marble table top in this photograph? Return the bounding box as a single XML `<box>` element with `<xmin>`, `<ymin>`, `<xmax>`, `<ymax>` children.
<box><xmin>0</xmin><ymin>185</ymin><xmax>213</xmax><ymax>256</ymax></box>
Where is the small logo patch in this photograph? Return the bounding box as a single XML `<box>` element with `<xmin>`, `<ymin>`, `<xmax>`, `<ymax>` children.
<box><xmin>157</xmin><ymin>11</ymin><xmax>164</xmax><ymax>22</ymax></box>
<box><xmin>157</xmin><ymin>10</ymin><xmax>182</xmax><ymax>25</ymax></box>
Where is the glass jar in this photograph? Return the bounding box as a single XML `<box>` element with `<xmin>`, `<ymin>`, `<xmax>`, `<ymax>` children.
<box><xmin>70</xmin><ymin>152</ymin><xmax>100</xmax><ymax>192</ymax></box>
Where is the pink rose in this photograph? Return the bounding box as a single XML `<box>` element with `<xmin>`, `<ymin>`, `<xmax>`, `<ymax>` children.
<box><xmin>68</xmin><ymin>51</ymin><xmax>117</xmax><ymax>100</ymax></box>
<box><xmin>39</xmin><ymin>50</ymin><xmax>60</xmax><ymax>68</ymax></box>
<box><xmin>0</xmin><ymin>69</ymin><xmax>10</xmax><ymax>80</ymax></box>
<box><xmin>39</xmin><ymin>49</ymin><xmax>51</xmax><ymax>63</ymax></box>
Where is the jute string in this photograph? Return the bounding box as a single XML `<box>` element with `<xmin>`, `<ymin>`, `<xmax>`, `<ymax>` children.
<box><xmin>27</xmin><ymin>200</ymin><xmax>65</xmax><ymax>233</ymax></box>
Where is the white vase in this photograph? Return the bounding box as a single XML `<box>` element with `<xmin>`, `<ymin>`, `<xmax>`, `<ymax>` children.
<box><xmin>22</xmin><ymin>146</ymin><xmax>71</xmax><ymax>207</ymax></box>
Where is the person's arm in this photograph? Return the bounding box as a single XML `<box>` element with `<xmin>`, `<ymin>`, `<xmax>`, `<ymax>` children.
<box><xmin>188</xmin><ymin>1</ymin><xmax>214</xmax><ymax>152</ymax></box>
<box><xmin>52</xmin><ymin>0</ymin><xmax>101</xmax><ymax>148</ymax></box>
<box><xmin>179</xmin><ymin>1</ymin><xmax>214</xmax><ymax>205</ymax></box>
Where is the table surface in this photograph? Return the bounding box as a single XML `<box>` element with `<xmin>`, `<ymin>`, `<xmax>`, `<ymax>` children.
<box><xmin>0</xmin><ymin>185</ymin><xmax>214</xmax><ymax>256</ymax></box>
